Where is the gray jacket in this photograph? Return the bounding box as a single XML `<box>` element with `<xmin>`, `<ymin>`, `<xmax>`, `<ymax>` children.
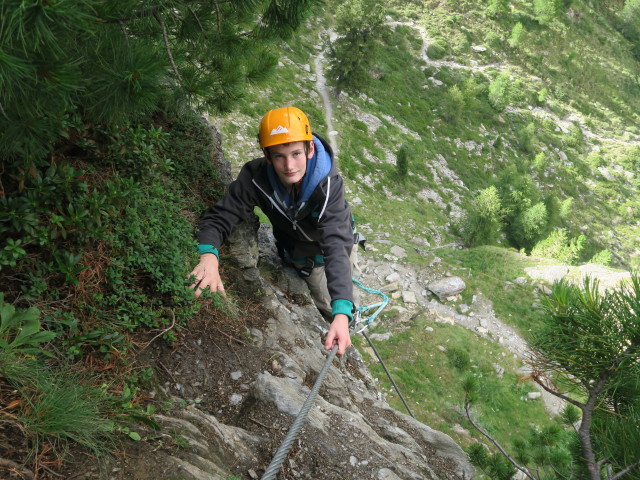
<box><xmin>197</xmin><ymin>135</ymin><xmax>354</xmax><ymax>305</ymax></box>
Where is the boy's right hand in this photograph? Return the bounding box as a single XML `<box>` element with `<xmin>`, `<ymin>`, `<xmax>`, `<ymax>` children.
<box><xmin>188</xmin><ymin>253</ymin><xmax>225</xmax><ymax>297</ymax></box>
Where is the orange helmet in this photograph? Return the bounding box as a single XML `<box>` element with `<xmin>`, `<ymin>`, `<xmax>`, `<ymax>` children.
<box><xmin>258</xmin><ymin>106</ymin><xmax>313</xmax><ymax>148</ymax></box>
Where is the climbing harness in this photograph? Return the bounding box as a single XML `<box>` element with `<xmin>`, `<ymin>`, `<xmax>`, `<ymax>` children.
<box><xmin>261</xmin><ymin>344</ymin><xmax>338</xmax><ymax>480</ymax></box>
<box><xmin>261</xmin><ymin>278</ymin><xmax>414</xmax><ymax>479</ymax></box>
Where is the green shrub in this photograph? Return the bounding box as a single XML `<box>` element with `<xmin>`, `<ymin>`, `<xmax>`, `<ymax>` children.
<box><xmin>531</xmin><ymin>228</ymin><xmax>585</xmax><ymax>264</ymax></box>
<box><xmin>486</xmin><ymin>0</ymin><xmax>510</xmax><ymax>18</ymax></box>
<box><xmin>488</xmin><ymin>72</ymin><xmax>513</xmax><ymax>111</ymax></box>
<box><xmin>588</xmin><ymin>249</ymin><xmax>612</xmax><ymax>266</ymax></box>
<box><xmin>533</xmin><ymin>0</ymin><xmax>562</xmax><ymax>25</ymax></box>
<box><xmin>512</xmin><ymin>202</ymin><xmax>549</xmax><ymax>251</ymax></box>
<box><xmin>396</xmin><ymin>145</ymin><xmax>410</xmax><ymax>178</ymax></box>
<box><xmin>508</xmin><ymin>22</ymin><xmax>525</xmax><ymax>48</ymax></box>
<box><xmin>443</xmin><ymin>85</ymin><xmax>466</xmax><ymax>123</ymax></box>
<box><xmin>458</xmin><ymin>186</ymin><xmax>505</xmax><ymax>247</ymax></box>
<box><xmin>516</xmin><ymin>122</ymin><xmax>537</xmax><ymax>153</ymax></box>
<box><xmin>427</xmin><ymin>38</ymin><xmax>449</xmax><ymax>60</ymax></box>
<box><xmin>446</xmin><ymin>347</ymin><xmax>471</xmax><ymax>371</ymax></box>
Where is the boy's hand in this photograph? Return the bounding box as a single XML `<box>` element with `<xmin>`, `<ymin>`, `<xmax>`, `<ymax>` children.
<box><xmin>324</xmin><ymin>313</ymin><xmax>352</xmax><ymax>355</ymax></box>
<box><xmin>188</xmin><ymin>253</ymin><xmax>225</xmax><ymax>297</ymax></box>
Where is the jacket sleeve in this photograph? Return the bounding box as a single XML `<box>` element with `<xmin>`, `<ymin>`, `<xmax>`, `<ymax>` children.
<box><xmin>197</xmin><ymin>161</ymin><xmax>259</xmax><ymax>249</ymax></box>
<box><xmin>316</xmin><ymin>174</ymin><xmax>354</xmax><ymax>306</ymax></box>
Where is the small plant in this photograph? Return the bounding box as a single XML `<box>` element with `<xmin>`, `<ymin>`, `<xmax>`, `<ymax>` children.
<box><xmin>0</xmin><ymin>294</ymin><xmax>57</xmax><ymax>354</ymax></box>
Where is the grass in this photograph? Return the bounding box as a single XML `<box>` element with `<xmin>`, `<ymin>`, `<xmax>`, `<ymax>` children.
<box><xmin>356</xmin><ymin>319</ymin><xmax>556</xmax><ymax>449</ymax></box>
<box><xmin>0</xmin><ymin>350</ymin><xmax>114</xmax><ymax>458</ymax></box>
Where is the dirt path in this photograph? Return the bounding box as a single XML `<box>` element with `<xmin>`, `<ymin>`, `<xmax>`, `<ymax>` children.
<box><xmin>314</xmin><ymin>46</ymin><xmax>339</xmax><ymax>155</ymax></box>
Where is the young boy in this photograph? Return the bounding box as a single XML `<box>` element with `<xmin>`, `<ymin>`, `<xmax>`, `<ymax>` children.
<box><xmin>189</xmin><ymin>106</ymin><xmax>356</xmax><ymax>355</ymax></box>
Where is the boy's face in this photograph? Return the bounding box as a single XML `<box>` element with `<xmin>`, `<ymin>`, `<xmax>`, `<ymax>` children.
<box><xmin>267</xmin><ymin>141</ymin><xmax>315</xmax><ymax>188</ymax></box>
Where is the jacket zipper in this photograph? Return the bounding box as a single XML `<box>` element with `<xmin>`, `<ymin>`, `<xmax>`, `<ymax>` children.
<box><xmin>252</xmin><ymin>179</ymin><xmax>314</xmax><ymax>241</ymax></box>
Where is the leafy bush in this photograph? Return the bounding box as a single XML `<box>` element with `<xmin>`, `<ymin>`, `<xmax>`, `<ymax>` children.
<box><xmin>488</xmin><ymin>72</ymin><xmax>513</xmax><ymax>111</ymax></box>
<box><xmin>486</xmin><ymin>0</ymin><xmax>510</xmax><ymax>18</ymax></box>
<box><xmin>396</xmin><ymin>145</ymin><xmax>410</xmax><ymax>178</ymax></box>
<box><xmin>458</xmin><ymin>186</ymin><xmax>505</xmax><ymax>247</ymax></box>
<box><xmin>512</xmin><ymin>202</ymin><xmax>549</xmax><ymax>251</ymax></box>
<box><xmin>533</xmin><ymin>0</ymin><xmax>562</xmax><ymax>25</ymax></box>
<box><xmin>427</xmin><ymin>38</ymin><xmax>450</xmax><ymax>60</ymax></box>
<box><xmin>508</xmin><ymin>22</ymin><xmax>525</xmax><ymax>48</ymax></box>
<box><xmin>443</xmin><ymin>85</ymin><xmax>466</xmax><ymax>123</ymax></box>
<box><xmin>531</xmin><ymin>228</ymin><xmax>585</xmax><ymax>264</ymax></box>
<box><xmin>588</xmin><ymin>249</ymin><xmax>612</xmax><ymax>266</ymax></box>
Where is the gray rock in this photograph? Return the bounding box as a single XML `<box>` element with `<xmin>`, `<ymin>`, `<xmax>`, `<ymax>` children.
<box><xmin>427</xmin><ymin>276</ymin><xmax>466</xmax><ymax>300</ymax></box>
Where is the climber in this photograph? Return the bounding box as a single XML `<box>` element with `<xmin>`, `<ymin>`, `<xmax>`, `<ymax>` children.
<box><xmin>188</xmin><ymin>106</ymin><xmax>358</xmax><ymax>356</ymax></box>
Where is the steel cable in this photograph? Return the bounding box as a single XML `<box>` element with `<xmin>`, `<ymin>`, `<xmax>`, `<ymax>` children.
<box><xmin>261</xmin><ymin>344</ymin><xmax>338</xmax><ymax>480</ymax></box>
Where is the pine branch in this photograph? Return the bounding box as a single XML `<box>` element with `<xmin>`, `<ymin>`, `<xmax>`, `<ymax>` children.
<box><xmin>531</xmin><ymin>374</ymin><xmax>585</xmax><ymax>409</ymax></box>
<box><xmin>464</xmin><ymin>401</ymin><xmax>537</xmax><ymax>480</ymax></box>
<box><xmin>610</xmin><ymin>459</ymin><xmax>640</xmax><ymax>480</ymax></box>
<box><xmin>0</xmin><ymin>101</ymin><xmax>8</xmax><ymax>120</ymax></box>
<box><xmin>153</xmin><ymin>11</ymin><xmax>184</xmax><ymax>84</ymax></box>
<box><xmin>212</xmin><ymin>0</ymin><xmax>222</xmax><ymax>32</ymax></box>
<box><xmin>187</xmin><ymin>5</ymin><xmax>207</xmax><ymax>35</ymax></box>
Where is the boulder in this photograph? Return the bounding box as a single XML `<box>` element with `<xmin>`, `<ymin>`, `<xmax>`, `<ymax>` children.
<box><xmin>427</xmin><ymin>276</ymin><xmax>466</xmax><ymax>300</ymax></box>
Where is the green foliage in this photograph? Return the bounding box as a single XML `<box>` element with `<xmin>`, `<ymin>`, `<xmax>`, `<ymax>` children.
<box><xmin>0</xmin><ymin>302</ymin><xmax>113</xmax><ymax>456</ymax></box>
<box><xmin>0</xmin><ymin>294</ymin><xmax>56</xmax><ymax>354</ymax></box>
<box><xmin>532</xmin><ymin>275</ymin><xmax>640</xmax><ymax>475</ymax></box>
<box><xmin>458</xmin><ymin>186</ymin><xmax>505</xmax><ymax>247</ymax></box>
<box><xmin>446</xmin><ymin>347</ymin><xmax>471</xmax><ymax>370</ymax></box>
<box><xmin>486</xmin><ymin>0</ymin><xmax>510</xmax><ymax>19</ymax></box>
<box><xmin>427</xmin><ymin>38</ymin><xmax>450</xmax><ymax>60</ymax></box>
<box><xmin>467</xmin><ymin>443</ymin><xmax>517</xmax><ymax>480</ymax></box>
<box><xmin>508</xmin><ymin>22</ymin><xmax>525</xmax><ymax>48</ymax></box>
<box><xmin>443</xmin><ymin>85</ymin><xmax>466</xmax><ymax>123</ymax></box>
<box><xmin>619</xmin><ymin>0</ymin><xmax>640</xmax><ymax>49</ymax></box>
<box><xmin>511</xmin><ymin>201</ymin><xmax>548</xmax><ymax>251</ymax></box>
<box><xmin>588</xmin><ymin>249</ymin><xmax>612</xmax><ymax>266</ymax></box>
<box><xmin>531</xmin><ymin>228</ymin><xmax>585</xmax><ymax>264</ymax></box>
<box><xmin>488</xmin><ymin>72</ymin><xmax>513</xmax><ymax>111</ymax></box>
<box><xmin>533</xmin><ymin>0</ymin><xmax>562</xmax><ymax>25</ymax></box>
<box><xmin>515</xmin><ymin>122</ymin><xmax>536</xmax><ymax>153</ymax></box>
<box><xmin>0</xmin><ymin>0</ymin><xmax>320</xmax><ymax>160</ymax></box>
<box><xmin>327</xmin><ymin>0</ymin><xmax>385</xmax><ymax>95</ymax></box>
<box><xmin>396</xmin><ymin>144</ymin><xmax>410</xmax><ymax>178</ymax></box>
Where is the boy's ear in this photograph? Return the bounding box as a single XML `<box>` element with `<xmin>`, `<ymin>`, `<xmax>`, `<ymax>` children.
<box><xmin>307</xmin><ymin>140</ymin><xmax>315</xmax><ymax>159</ymax></box>
<box><xmin>263</xmin><ymin>147</ymin><xmax>271</xmax><ymax>163</ymax></box>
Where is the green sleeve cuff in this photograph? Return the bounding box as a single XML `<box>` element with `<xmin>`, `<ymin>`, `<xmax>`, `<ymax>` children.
<box><xmin>331</xmin><ymin>299</ymin><xmax>353</xmax><ymax>320</ymax></box>
<box><xmin>197</xmin><ymin>244</ymin><xmax>219</xmax><ymax>259</ymax></box>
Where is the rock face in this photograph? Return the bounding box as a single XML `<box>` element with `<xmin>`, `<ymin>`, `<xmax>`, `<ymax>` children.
<box><xmin>109</xmin><ymin>128</ymin><xmax>474</xmax><ymax>480</ymax></box>
<box><xmin>148</xmin><ymin>225</ymin><xmax>473</xmax><ymax>479</ymax></box>
<box><xmin>427</xmin><ymin>276</ymin><xmax>467</xmax><ymax>300</ymax></box>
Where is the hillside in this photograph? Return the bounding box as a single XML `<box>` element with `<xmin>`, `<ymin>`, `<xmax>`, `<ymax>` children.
<box><xmin>2</xmin><ymin>0</ymin><xmax>640</xmax><ymax>478</ymax></box>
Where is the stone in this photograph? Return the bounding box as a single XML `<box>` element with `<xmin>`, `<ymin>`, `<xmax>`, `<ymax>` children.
<box><xmin>527</xmin><ymin>392</ymin><xmax>542</xmax><ymax>400</ymax></box>
<box><xmin>369</xmin><ymin>332</ymin><xmax>392</xmax><ymax>341</ymax></box>
<box><xmin>402</xmin><ymin>291</ymin><xmax>418</xmax><ymax>303</ymax></box>
<box><xmin>229</xmin><ymin>394</ymin><xmax>243</xmax><ymax>406</ymax></box>
<box><xmin>427</xmin><ymin>276</ymin><xmax>466</xmax><ymax>300</ymax></box>
<box><xmin>381</xmin><ymin>282</ymin><xmax>400</xmax><ymax>292</ymax></box>
<box><xmin>390</xmin><ymin>246</ymin><xmax>407</xmax><ymax>258</ymax></box>
<box><xmin>386</xmin><ymin>272</ymin><xmax>401</xmax><ymax>283</ymax></box>
<box><xmin>471</xmin><ymin>45</ymin><xmax>487</xmax><ymax>52</ymax></box>
<box><xmin>230</xmin><ymin>371</ymin><xmax>243</xmax><ymax>381</ymax></box>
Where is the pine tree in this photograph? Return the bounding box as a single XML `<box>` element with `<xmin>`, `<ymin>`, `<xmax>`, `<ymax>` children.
<box><xmin>327</xmin><ymin>0</ymin><xmax>385</xmax><ymax>96</ymax></box>
<box><xmin>0</xmin><ymin>0</ymin><xmax>320</xmax><ymax>165</ymax></box>
<box><xmin>465</xmin><ymin>275</ymin><xmax>640</xmax><ymax>480</ymax></box>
